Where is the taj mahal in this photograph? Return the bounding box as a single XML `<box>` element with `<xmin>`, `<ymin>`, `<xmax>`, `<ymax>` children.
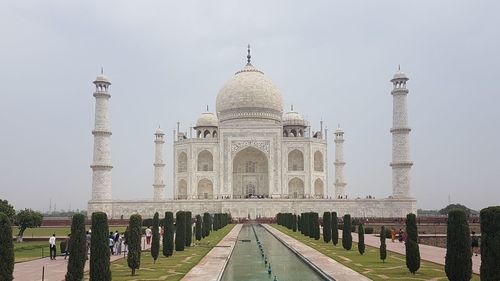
<box><xmin>87</xmin><ymin>47</ymin><xmax>417</xmax><ymax>219</ymax></box>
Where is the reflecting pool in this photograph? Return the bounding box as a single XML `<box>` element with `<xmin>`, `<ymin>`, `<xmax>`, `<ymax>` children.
<box><xmin>221</xmin><ymin>224</ymin><xmax>325</xmax><ymax>281</ymax></box>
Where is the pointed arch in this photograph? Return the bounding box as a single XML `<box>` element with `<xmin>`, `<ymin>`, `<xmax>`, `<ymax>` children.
<box><xmin>178</xmin><ymin>179</ymin><xmax>187</xmax><ymax>199</ymax></box>
<box><xmin>178</xmin><ymin>152</ymin><xmax>187</xmax><ymax>172</ymax></box>
<box><xmin>314</xmin><ymin>178</ymin><xmax>324</xmax><ymax>198</ymax></box>
<box><xmin>197</xmin><ymin>150</ymin><xmax>213</xmax><ymax>171</ymax></box>
<box><xmin>288</xmin><ymin>177</ymin><xmax>304</xmax><ymax>199</ymax></box>
<box><xmin>288</xmin><ymin>149</ymin><xmax>304</xmax><ymax>171</ymax></box>
<box><xmin>314</xmin><ymin>151</ymin><xmax>324</xmax><ymax>172</ymax></box>
<box><xmin>197</xmin><ymin>178</ymin><xmax>213</xmax><ymax>199</ymax></box>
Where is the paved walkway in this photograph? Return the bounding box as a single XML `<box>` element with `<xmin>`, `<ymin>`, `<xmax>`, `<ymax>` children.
<box><xmin>342</xmin><ymin>230</ymin><xmax>481</xmax><ymax>274</ymax></box>
<box><xmin>264</xmin><ymin>224</ymin><xmax>371</xmax><ymax>281</ymax></box>
<box><xmin>13</xmin><ymin>237</ymin><xmax>150</xmax><ymax>281</ymax></box>
<box><xmin>181</xmin><ymin>224</ymin><xmax>242</xmax><ymax>281</ymax></box>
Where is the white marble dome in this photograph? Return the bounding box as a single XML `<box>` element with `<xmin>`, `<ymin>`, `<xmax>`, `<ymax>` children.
<box><xmin>196</xmin><ymin>112</ymin><xmax>219</xmax><ymax>127</ymax></box>
<box><xmin>392</xmin><ymin>70</ymin><xmax>408</xmax><ymax>80</ymax></box>
<box><xmin>283</xmin><ymin>110</ymin><xmax>305</xmax><ymax>126</ymax></box>
<box><xmin>94</xmin><ymin>73</ymin><xmax>111</xmax><ymax>84</ymax></box>
<box><xmin>216</xmin><ymin>63</ymin><xmax>283</xmax><ymax>123</ymax></box>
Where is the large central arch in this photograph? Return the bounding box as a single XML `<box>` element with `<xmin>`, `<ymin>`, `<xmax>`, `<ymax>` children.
<box><xmin>232</xmin><ymin>146</ymin><xmax>269</xmax><ymax>198</ymax></box>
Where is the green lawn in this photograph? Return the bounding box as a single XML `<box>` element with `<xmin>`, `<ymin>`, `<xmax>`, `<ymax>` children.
<box><xmin>13</xmin><ymin>226</ymin><xmax>127</xmax><ymax>237</ymax></box>
<box><xmin>273</xmin><ymin>225</ymin><xmax>480</xmax><ymax>281</ymax></box>
<box><xmin>14</xmin><ymin>241</ymin><xmax>48</xmax><ymax>263</ymax></box>
<box><xmin>89</xmin><ymin>224</ymin><xmax>234</xmax><ymax>281</ymax></box>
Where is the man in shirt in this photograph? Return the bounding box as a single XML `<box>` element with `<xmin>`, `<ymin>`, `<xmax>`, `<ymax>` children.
<box><xmin>49</xmin><ymin>234</ymin><xmax>56</xmax><ymax>260</ymax></box>
<box><xmin>145</xmin><ymin>227</ymin><xmax>152</xmax><ymax>245</ymax></box>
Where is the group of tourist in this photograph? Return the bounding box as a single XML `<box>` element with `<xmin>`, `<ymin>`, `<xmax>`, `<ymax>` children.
<box><xmin>109</xmin><ymin>230</ymin><xmax>127</xmax><ymax>255</ymax></box>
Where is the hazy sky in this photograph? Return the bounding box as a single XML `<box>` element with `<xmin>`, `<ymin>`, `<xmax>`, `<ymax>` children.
<box><xmin>1</xmin><ymin>1</ymin><xmax>499</xmax><ymax>212</ymax></box>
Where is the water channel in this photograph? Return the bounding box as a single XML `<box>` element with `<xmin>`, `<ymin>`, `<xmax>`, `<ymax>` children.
<box><xmin>221</xmin><ymin>224</ymin><xmax>326</xmax><ymax>281</ymax></box>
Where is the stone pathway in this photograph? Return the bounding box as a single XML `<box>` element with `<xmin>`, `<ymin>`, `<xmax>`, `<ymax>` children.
<box><xmin>263</xmin><ymin>224</ymin><xmax>371</xmax><ymax>281</ymax></box>
<box><xmin>342</xmin><ymin>230</ymin><xmax>481</xmax><ymax>274</ymax></box>
<box><xmin>13</xmin><ymin>237</ymin><xmax>150</xmax><ymax>281</ymax></box>
<box><xmin>181</xmin><ymin>224</ymin><xmax>242</xmax><ymax>281</ymax></box>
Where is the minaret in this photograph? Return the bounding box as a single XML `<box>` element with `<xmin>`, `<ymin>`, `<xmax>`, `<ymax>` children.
<box><xmin>390</xmin><ymin>68</ymin><xmax>413</xmax><ymax>198</ymax></box>
<box><xmin>153</xmin><ymin>127</ymin><xmax>166</xmax><ymax>201</ymax></box>
<box><xmin>334</xmin><ymin>125</ymin><xmax>346</xmax><ymax>198</ymax></box>
<box><xmin>90</xmin><ymin>70</ymin><xmax>113</xmax><ymax>202</ymax></box>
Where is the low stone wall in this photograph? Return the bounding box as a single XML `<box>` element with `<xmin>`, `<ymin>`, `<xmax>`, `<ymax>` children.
<box><xmin>88</xmin><ymin>198</ymin><xmax>417</xmax><ymax>219</ymax></box>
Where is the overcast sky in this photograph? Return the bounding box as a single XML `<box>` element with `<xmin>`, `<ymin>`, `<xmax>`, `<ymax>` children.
<box><xmin>1</xmin><ymin>1</ymin><xmax>499</xmax><ymax>212</ymax></box>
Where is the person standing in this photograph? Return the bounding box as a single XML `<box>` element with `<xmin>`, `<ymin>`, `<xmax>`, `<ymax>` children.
<box><xmin>391</xmin><ymin>228</ymin><xmax>396</xmax><ymax>242</ymax></box>
<box><xmin>85</xmin><ymin>230</ymin><xmax>91</xmax><ymax>260</ymax></box>
<box><xmin>471</xmin><ymin>231</ymin><xmax>479</xmax><ymax>256</ymax></box>
<box><xmin>49</xmin><ymin>234</ymin><xmax>57</xmax><ymax>260</ymax></box>
<box><xmin>146</xmin><ymin>226</ymin><xmax>152</xmax><ymax>245</ymax></box>
<box><xmin>109</xmin><ymin>234</ymin><xmax>114</xmax><ymax>254</ymax></box>
<box><xmin>64</xmin><ymin>233</ymin><xmax>71</xmax><ymax>260</ymax></box>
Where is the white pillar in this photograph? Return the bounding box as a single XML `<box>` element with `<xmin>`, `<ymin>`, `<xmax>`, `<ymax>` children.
<box><xmin>390</xmin><ymin>70</ymin><xmax>413</xmax><ymax>198</ymax></box>
<box><xmin>334</xmin><ymin>126</ymin><xmax>346</xmax><ymax>198</ymax></box>
<box><xmin>153</xmin><ymin>128</ymin><xmax>166</xmax><ymax>200</ymax></box>
<box><xmin>90</xmin><ymin>72</ymin><xmax>113</xmax><ymax>202</ymax></box>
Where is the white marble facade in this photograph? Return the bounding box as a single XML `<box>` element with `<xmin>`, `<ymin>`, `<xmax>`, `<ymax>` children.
<box><xmin>87</xmin><ymin>50</ymin><xmax>417</xmax><ymax>219</ymax></box>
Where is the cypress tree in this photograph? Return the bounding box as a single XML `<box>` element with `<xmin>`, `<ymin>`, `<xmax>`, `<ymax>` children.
<box><xmin>65</xmin><ymin>213</ymin><xmax>86</xmax><ymax>281</ymax></box>
<box><xmin>445</xmin><ymin>209</ymin><xmax>472</xmax><ymax>281</ymax></box>
<box><xmin>292</xmin><ymin>214</ymin><xmax>297</xmax><ymax>232</ymax></box>
<box><xmin>331</xmin><ymin>212</ymin><xmax>339</xmax><ymax>246</ymax></box>
<box><xmin>342</xmin><ymin>214</ymin><xmax>352</xmax><ymax>250</ymax></box>
<box><xmin>358</xmin><ymin>224</ymin><xmax>365</xmax><ymax>255</ymax></box>
<box><xmin>127</xmin><ymin>214</ymin><xmax>142</xmax><ymax>276</ymax></box>
<box><xmin>405</xmin><ymin>213</ymin><xmax>420</xmax><ymax>274</ymax></box>
<box><xmin>0</xmin><ymin>212</ymin><xmax>14</xmax><ymax>281</ymax></box>
<box><xmin>195</xmin><ymin>215</ymin><xmax>202</xmax><ymax>241</ymax></box>
<box><xmin>480</xmin><ymin>206</ymin><xmax>500</xmax><ymax>280</ymax></box>
<box><xmin>185</xmin><ymin>212</ymin><xmax>192</xmax><ymax>247</ymax></box>
<box><xmin>151</xmin><ymin>212</ymin><xmax>160</xmax><ymax>263</ymax></box>
<box><xmin>162</xmin><ymin>212</ymin><xmax>174</xmax><ymax>257</ymax></box>
<box><xmin>323</xmin><ymin>212</ymin><xmax>331</xmax><ymax>243</ymax></box>
<box><xmin>313</xmin><ymin>212</ymin><xmax>320</xmax><ymax>240</ymax></box>
<box><xmin>175</xmin><ymin>211</ymin><xmax>185</xmax><ymax>251</ymax></box>
<box><xmin>380</xmin><ymin>226</ymin><xmax>387</xmax><ymax>262</ymax></box>
<box><xmin>89</xmin><ymin>212</ymin><xmax>111</xmax><ymax>281</ymax></box>
<box><xmin>297</xmin><ymin>215</ymin><xmax>301</xmax><ymax>232</ymax></box>
<box><xmin>202</xmin><ymin>213</ymin><xmax>210</xmax><ymax>237</ymax></box>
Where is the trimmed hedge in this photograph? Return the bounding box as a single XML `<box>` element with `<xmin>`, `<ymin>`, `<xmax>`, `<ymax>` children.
<box><xmin>65</xmin><ymin>214</ymin><xmax>86</xmax><ymax>281</ymax></box>
<box><xmin>380</xmin><ymin>225</ymin><xmax>387</xmax><ymax>262</ymax></box>
<box><xmin>151</xmin><ymin>212</ymin><xmax>160</xmax><ymax>263</ymax></box>
<box><xmin>331</xmin><ymin>212</ymin><xmax>338</xmax><ymax>246</ymax></box>
<box><xmin>480</xmin><ymin>206</ymin><xmax>500</xmax><ymax>280</ymax></box>
<box><xmin>358</xmin><ymin>224</ymin><xmax>365</xmax><ymax>255</ymax></box>
<box><xmin>405</xmin><ymin>213</ymin><xmax>420</xmax><ymax>274</ymax></box>
<box><xmin>127</xmin><ymin>214</ymin><xmax>142</xmax><ymax>276</ymax></box>
<box><xmin>445</xmin><ymin>209</ymin><xmax>472</xmax><ymax>281</ymax></box>
<box><xmin>90</xmin><ymin>212</ymin><xmax>111</xmax><ymax>281</ymax></box>
<box><xmin>162</xmin><ymin>212</ymin><xmax>174</xmax><ymax>257</ymax></box>
<box><xmin>323</xmin><ymin>212</ymin><xmax>331</xmax><ymax>243</ymax></box>
<box><xmin>175</xmin><ymin>211</ymin><xmax>185</xmax><ymax>252</ymax></box>
<box><xmin>342</xmin><ymin>214</ymin><xmax>352</xmax><ymax>250</ymax></box>
<box><xmin>0</xmin><ymin>212</ymin><xmax>14</xmax><ymax>281</ymax></box>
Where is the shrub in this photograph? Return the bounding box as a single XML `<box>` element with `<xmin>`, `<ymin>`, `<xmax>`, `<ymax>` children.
<box><xmin>185</xmin><ymin>212</ymin><xmax>192</xmax><ymax>247</ymax></box>
<box><xmin>405</xmin><ymin>213</ymin><xmax>420</xmax><ymax>274</ymax></box>
<box><xmin>323</xmin><ymin>212</ymin><xmax>331</xmax><ymax>243</ymax></box>
<box><xmin>0</xmin><ymin>212</ymin><xmax>14</xmax><ymax>281</ymax></box>
<box><xmin>342</xmin><ymin>214</ymin><xmax>352</xmax><ymax>250</ymax></box>
<box><xmin>202</xmin><ymin>213</ymin><xmax>210</xmax><ymax>238</ymax></box>
<box><xmin>380</xmin><ymin>226</ymin><xmax>387</xmax><ymax>262</ymax></box>
<box><xmin>364</xmin><ymin>227</ymin><xmax>374</xmax><ymax>234</ymax></box>
<box><xmin>480</xmin><ymin>206</ymin><xmax>500</xmax><ymax>280</ymax></box>
<box><xmin>90</xmin><ymin>212</ymin><xmax>111</xmax><ymax>281</ymax></box>
<box><xmin>151</xmin><ymin>212</ymin><xmax>160</xmax><ymax>263</ymax></box>
<box><xmin>127</xmin><ymin>214</ymin><xmax>142</xmax><ymax>276</ymax></box>
<box><xmin>162</xmin><ymin>212</ymin><xmax>174</xmax><ymax>257</ymax></box>
<box><xmin>195</xmin><ymin>215</ymin><xmax>202</xmax><ymax>241</ymax></box>
<box><xmin>358</xmin><ymin>224</ymin><xmax>365</xmax><ymax>255</ymax></box>
<box><xmin>331</xmin><ymin>212</ymin><xmax>338</xmax><ymax>246</ymax></box>
<box><xmin>175</xmin><ymin>211</ymin><xmax>185</xmax><ymax>251</ymax></box>
<box><xmin>292</xmin><ymin>214</ymin><xmax>297</xmax><ymax>232</ymax></box>
<box><xmin>65</xmin><ymin>214</ymin><xmax>86</xmax><ymax>281</ymax></box>
<box><xmin>445</xmin><ymin>209</ymin><xmax>472</xmax><ymax>281</ymax></box>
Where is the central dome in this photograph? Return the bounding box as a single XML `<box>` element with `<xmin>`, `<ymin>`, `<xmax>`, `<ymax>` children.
<box><xmin>216</xmin><ymin>62</ymin><xmax>283</xmax><ymax>123</ymax></box>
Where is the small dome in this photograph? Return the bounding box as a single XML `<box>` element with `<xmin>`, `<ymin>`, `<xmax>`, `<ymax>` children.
<box><xmin>196</xmin><ymin>112</ymin><xmax>218</xmax><ymax>127</ymax></box>
<box><xmin>216</xmin><ymin>63</ymin><xmax>283</xmax><ymax>123</ymax></box>
<box><xmin>155</xmin><ymin>127</ymin><xmax>164</xmax><ymax>135</ymax></box>
<box><xmin>94</xmin><ymin>73</ymin><xmax>111</xmax><ymax>84</ymax></box>
<box><xmin>283</xmin><ymin>111</ymin><xmax>305</xmax><ymax>126</ymax></box>
<box><xmin>392</xmin><ymin>70</ymin><xmax>408</xmax><ymax>81</ymax></box>
<box><xmin>335</xmin><ymin>125</ymin><xmax>344</xmax><ymax>134</ymax></box>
